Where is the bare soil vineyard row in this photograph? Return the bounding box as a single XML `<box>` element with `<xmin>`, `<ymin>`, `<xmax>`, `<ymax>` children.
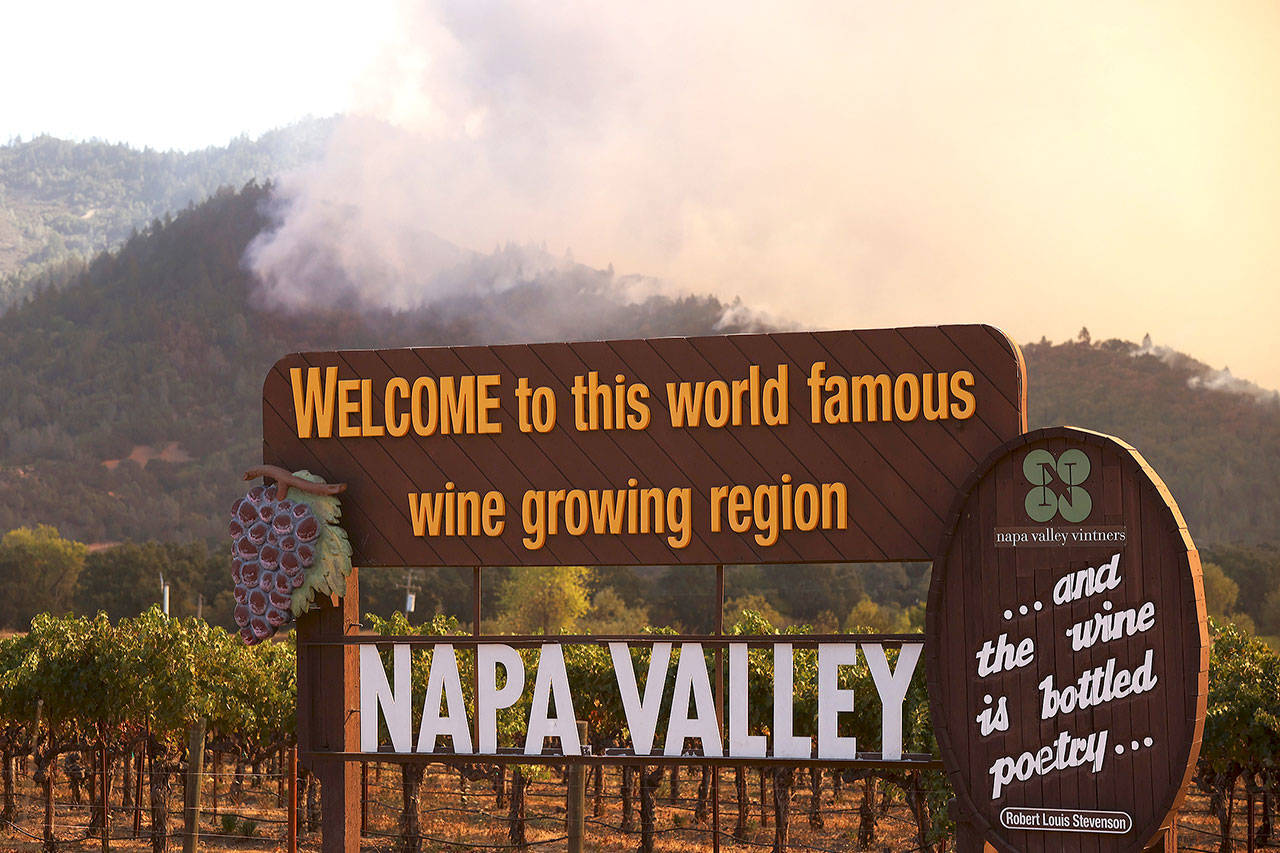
<box><xmin>1</xmin><ymin>759</ymin><xmax>1271</xmax><ymax>852</ymax></box>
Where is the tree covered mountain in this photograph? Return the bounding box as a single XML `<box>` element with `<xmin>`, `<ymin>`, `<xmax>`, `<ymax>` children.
<box><xmin>0</xmin><ymin>119</ymin><xmax>334</xmax><ymax>306</ymax></box>
<box><xmin>1024</xmin><ymin>334</ymin><xmax>1280</xmax><ymax>547</ymax></box>
<box><xmin>0</xmin><ymin>183</ymin><xmax>761</xmax><ymax>545</ymax></box>
<box><xmin>0</xmin><ymin>182</ymin><xmax>1276</xmax><ymax>560</ymax></box>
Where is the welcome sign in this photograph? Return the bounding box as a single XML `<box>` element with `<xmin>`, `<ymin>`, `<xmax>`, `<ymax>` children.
<box><xmin>261</xmin><ymin>326</ymin><xmax>1027</xmax><ymax>566</ymax></box>
<box><xmin>264</xmin><ymin>330</ymin><xmax>1205</xmax><ymax>853</ymax></box>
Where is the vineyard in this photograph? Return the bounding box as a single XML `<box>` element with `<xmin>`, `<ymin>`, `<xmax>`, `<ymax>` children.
<box><xmin>0</xmin><ymin>610</ymin><xmax>1276</xmax><ymax>853</ymax></box>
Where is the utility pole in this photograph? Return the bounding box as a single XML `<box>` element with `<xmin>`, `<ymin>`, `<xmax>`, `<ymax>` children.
<box><xmin>402</xmin><ymin>569</ymin><xmax>419</xmax><ymax>616</ymax></box>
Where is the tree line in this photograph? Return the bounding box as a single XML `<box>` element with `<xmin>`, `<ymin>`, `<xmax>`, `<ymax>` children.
<box><xmin>0</xmin><ymin>524</ymin><xmax>932</xmax><ymax>640</ymax></box>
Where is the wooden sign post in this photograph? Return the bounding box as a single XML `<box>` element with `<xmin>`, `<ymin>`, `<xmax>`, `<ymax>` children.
<box><xmin>295</xmin><ymin>574</ymin><xmax>361</xmax><ymax>853</ymax></box>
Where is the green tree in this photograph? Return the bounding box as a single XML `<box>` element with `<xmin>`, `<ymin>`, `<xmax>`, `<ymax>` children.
<box><xmin>495</xmin><ymin>566</ymin><xmax>591</xmax><ymax>634</ymax></box>
<box><xmin>76</xmin><ymin>541</ymin><xmax>168</xmax><ymax>620</ymax></box>
<box><xmin>844</xmin><ymin>595</ymin><xmax>911</xmax><ymax>634</ymax></box>
<box><xmin>4</xmin><ymin>612</ymin><xmax>134</xmax><ymax>847</ymax></box>
<box><xmin>1201</xmin><ymin>561</ymin><xmax>1239</xmax><ymax>620</ymax></box>
<box><xmin>75</xmin><ymin>540</ymin><xmax>232</xmax><ymax>626</ymax></box>
<box><xmin>0</xmin><ymin>524</ymin><xmax>86</xmax><ymax>628</ymax></box>
<box><xmin>0</xmin><ymin>634</ymin><xmax>31</xmax><ymax>823</ymax></box>
<box><xmin>649</xmin><ymin>565</ymin><xmax>721</xmax><ymax>631</ymax></box>
<box><xmin>724</xmin><ymin>592</ymin><xmax>787</xmax><ymax>628</ymax></box>
<box><xmin>580</xmin><ymin>587</ymin><xmax>650</xmax><ymax>634</ymax></box>
<box><xmin>1197</xmin><ymin>619</ymin><xmax>1280</xmax><ymax>848</ymax></box>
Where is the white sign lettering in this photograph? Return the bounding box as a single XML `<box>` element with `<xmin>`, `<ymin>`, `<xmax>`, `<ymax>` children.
<box><xmin>1039</xmin><ymin>649</ymin><xmax>1158</xmax><ymax>720</ymax></box>
<box><xmin>359</xmin><ymin>641</ymin><xmax>920</xmax><ymax>758</ymax></box>
<box><xmin>975</xmin><ymin>633</ymin><xmax>1036</xmax><ymax>677</ymax></box>
<box><xmin>1066</xmin><ymin>600</ymin><xmax>1156</xmax><ymax>651</ymax></box>
<box><xmin>988</xmin><ymin>729</ymin><xmax>1109</xmax><ymax>799</ymax></box>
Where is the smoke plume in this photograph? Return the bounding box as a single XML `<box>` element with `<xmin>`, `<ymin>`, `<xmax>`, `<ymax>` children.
<box><xmin>246</xmin><ymin>0</ymin><xmax>1280</xmax><ymax>389</ymax></box>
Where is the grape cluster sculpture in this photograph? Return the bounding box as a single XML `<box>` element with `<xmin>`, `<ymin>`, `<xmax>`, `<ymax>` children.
<box><xmin>229</xmin><ymin>470</ymin><xmax>352</xmax><ymax>644</ymax></box>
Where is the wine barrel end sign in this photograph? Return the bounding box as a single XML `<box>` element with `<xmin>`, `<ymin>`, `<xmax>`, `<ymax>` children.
<box><xmin>926</xmin><ymin>427</ymin><xmax>1207</xmax><ymax>853</ymax></box>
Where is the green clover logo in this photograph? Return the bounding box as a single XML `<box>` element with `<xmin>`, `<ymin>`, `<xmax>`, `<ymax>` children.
<box><xmin>1022</xmin><ymin>448</ymin><xmax>1092</xmax><ymax>523</ymax></box>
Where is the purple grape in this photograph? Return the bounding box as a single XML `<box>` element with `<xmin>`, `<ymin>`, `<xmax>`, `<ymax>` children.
<box><xmin>260</xmin><ymin>544</ymin><xmax>280</xmax><ymax>570</ymax></box>
<box><xmin>295</xmin><ymin>516</ymin><xmax>320</xmax><ymax>543</ymax></box>
<box><xmin>271</xmin><ymin>513</ymin><xmax>293</xmax><ymax>536</ymax></box>
<box><xmin>258</xmin><ymin>570</ymin><xmax>277</xmax><ymax>592</ymax></box>
<box><xmin>240</xmin><ymin>561</ymin><xmax>260</xmax><ymax>587</ymax></box>
<box><xmin>239</xmin><ymin>626</ymin><xmax>255</xmax><ymax>644</ymax></box>
<box><xmin>297</xmin><ymin>543</ymin><xmax>314</xmax><ymax>565</ymax></box>
<box><xmin>292</xmin><ymin>502</ymin><xmax>309</xmax><ymax>519</ymax></box>
<box><xmin>249</xmin><ymin>616</ymin><xmax>271</xmax><ymax>640</ymax></box>
<box><xmin>229</xmin><ymin>517</ymin><xmax>245</xmax><ymax>539</ymax></box>
<box><xmin>290</xmin><ymin>572</ymin><xmax>304</xmax><ymax>589</ymax></box>
<box><xmin>234</xmin><ymin>604</ymin><xmax>250</xmax><ymax>627</ymax></box>
<box><xmin>235</xmin><ymin>537</ymin><xmax>257</xmax><ymax>560</ymax></box>
<box><xmin>233</xmin><ymin>585</ymin><xmax>248</xmax><ymax>605</ymax></box>
<box><xmin>269</xmin><ymin>588</ymin><xmax>293</xmax><ymax>609</ymax></box>
<box><xmin>247</xmin><ymin>485</ymin><xmax>266</xmax><ymax>504</ymax></box>
<box><xmin>264</xmin><ymin>483</ymin><xmax>278</xmax><ymax>502</ymax></box>
<box><xmin>266</xmin><ymin>608</ymin><xmax>288</xmax><ymax>627</ymax></box>
<box><xmin>258</xmin><ymin>503</ymin><xmax>275</xmax><ymax>523</ymax></box>
<box><xmin>279</xmin><ymin>534</ymin><xmax>297</xmax><ymax>552</ymax></box>
<box><xmin>280</xmin><ymin>551</ymin><xmax>301</xmax><ymax>576</ymax></box>
<box><xmin>277</xmin><ymin>498</ymin><xmax>294</xmax><ymax>513</ymax></box>
<box><xmin>248</xmin><ymin>588</ymin><xmax>268</xmax><ymax>616</ymax></box>
<box><xmin>247</xmin><ymin>522</ymin><xmax>269</xmax><ymax>546</ymax></box>
<box><xmin>273</xmin><ymin>572</ymin><xmax>292</xmax><ymax>595</ymax></box>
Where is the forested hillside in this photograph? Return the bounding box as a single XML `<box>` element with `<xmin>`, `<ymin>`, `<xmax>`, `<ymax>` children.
<box><xmin>0</xmin><ymin>180</ymin><xmax>1277</xmax><ymax>636</ymax></box>
<box><xmin>3</xmin><ymin>180</ymin><xmax>1276</xmax><ymax>550</ymax></box>
<box><xmin>0</xmin><ymin>119</ymin><xmax>333</xmax><ymax>305</ymax></box>
<box><xmin>0</xmin><ymin>183</ymin><xmax>759</xmax><ymax>546</ymax></box>
<box><xmin>1024</xmin><ymin>335</ymin><xmax>1280</xmax><ymax>547</ymax></box>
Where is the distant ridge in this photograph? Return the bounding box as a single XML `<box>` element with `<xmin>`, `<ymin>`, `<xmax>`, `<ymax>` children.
<box><xmin>0</xmin><ymin>184</ymin><xmax>760</xmax><ymax>543</ymax></box>
<box><xmin>0</xmin><ymin>183</ymin><xmax>1275</xmax><ymax>550</ymax></box>
<box><xmin>1025</xmin><ymin>333</ymin><xmax>1280</xmax><ymax>546</ymax></box>
<box><xmin>0</xmin><ymin>117</ymin><xmax>336</xmax><ymax>306</ymax></box>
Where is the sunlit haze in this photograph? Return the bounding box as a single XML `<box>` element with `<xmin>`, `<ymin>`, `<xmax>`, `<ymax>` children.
<box><xmin>0</xmin><ymin>0</ymin><xmax>395</xmax><ymax>150</ymax></box>
<box><xmin>5</xmin><ymin>1</ymin><xmax>1279</xmax><ymax>389</ymax></box>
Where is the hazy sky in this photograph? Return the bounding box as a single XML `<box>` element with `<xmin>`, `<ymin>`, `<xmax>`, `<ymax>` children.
<box><xmin>5</xmin><ymin>1</ymin><xmax>1279</xmax><ymax>390</ymax></box>
<box><xmin>0</xmin><ymin>0</ymin><xmax>395</xmax><ymax>150</ymax></box>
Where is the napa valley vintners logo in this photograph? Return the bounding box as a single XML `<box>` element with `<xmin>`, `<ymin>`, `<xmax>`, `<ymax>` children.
<box><xmin>1023</xmin><ymin>449</ymin><xmax>1092</xmax><ymax>523</ymax></box>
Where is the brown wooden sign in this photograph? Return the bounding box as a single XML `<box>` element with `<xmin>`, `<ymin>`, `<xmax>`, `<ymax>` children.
<box><xmin>262</xmin><ymin>325</ymin><xmax>1026</xmax><ymax>567</ymax></box>
<box><xmin>925</xmin><ymin>427</ymin><xmax>1208</xmax><ymax>853</ymax></box>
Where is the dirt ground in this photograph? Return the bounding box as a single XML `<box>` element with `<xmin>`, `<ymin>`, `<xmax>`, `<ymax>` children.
<box><xmin>0</xmin><ymin>762</ymin><xmax>1261</xmax><ymax>852</ymax></box>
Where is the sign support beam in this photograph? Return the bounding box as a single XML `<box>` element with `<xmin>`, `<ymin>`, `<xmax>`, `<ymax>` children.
<box><xmin>297</xmin><ymin>569</ymin><xmax>361</xmax><ymax>853</ymax></box>
<box><xmin>714</xmin><ymin>563</ymin><xmax>724</xmax><ymax>853</ymax></box>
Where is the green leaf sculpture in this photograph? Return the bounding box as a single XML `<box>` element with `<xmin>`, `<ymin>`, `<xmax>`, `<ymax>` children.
<box><xmin>280</xmin><ymin>470</ymin><xmax>353</xmax><ymax>617</ymax></box>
